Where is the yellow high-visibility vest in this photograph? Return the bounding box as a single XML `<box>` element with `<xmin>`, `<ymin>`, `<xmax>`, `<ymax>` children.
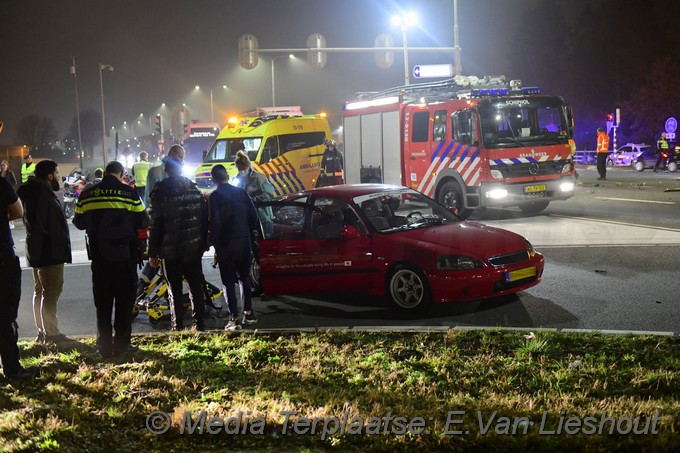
<box><xmin>21</xmin><ymin>162</ymin><xmax>36</xmax><ymax>183</ymax></box>
<box><xmin>133</xmin><ymin>161</ymin><xmax>151</xmax><ymax>187</ymax></box>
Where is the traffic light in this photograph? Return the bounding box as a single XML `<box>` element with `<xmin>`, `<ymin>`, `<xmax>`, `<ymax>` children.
<box><xmin>155</xmin><ymin>114</ymin><xmax>163</xmax><ymax>136</ymax></box>
<box><xmin>607</xmin><ymin>113</ymin><xmax>614</xmax><ymax>122</ymax></box>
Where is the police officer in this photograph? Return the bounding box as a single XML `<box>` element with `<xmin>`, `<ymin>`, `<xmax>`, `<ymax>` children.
<box><xmin>73</xmin><ymin>161</ymin><xmax>149</xmax><ymax>359</ymax></box>
<box><xmin>21</xmin><ymin>154</ymin><xmax>36</xmax><ymax>184</ymax></box>
<box><xmin>316</xmin><ymin>139</ymin><xmax>344</xmax><ymax>187</ymax></box>
<box><xmin>654</xmin><ymin>132</ymin><xmax>670</xmax><ymax>172</ymax></box>
<box><xmin>596</xmin><ymin>128</ymin><xmax>610</xmax><ymax>180</ymax></box>
<box><xmin>132</xmin><ymin>151</ymin><xmax>151</xmax><ymax>201</ymax></box>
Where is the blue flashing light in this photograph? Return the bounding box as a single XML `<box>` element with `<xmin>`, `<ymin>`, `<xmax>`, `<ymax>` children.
<box><xmin>521</xmin><ymin>87</ymin><xmax>542</xmax><ymax>94</ymax></box>
<box><xmin>471</xmin><ymin>88</ymin><xmax>510</xmax><ymax>97</ymax></box>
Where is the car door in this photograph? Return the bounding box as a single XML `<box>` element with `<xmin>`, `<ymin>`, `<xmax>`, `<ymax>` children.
<box><xmin>258</xmin><ymin>196</ymin><xmax>373</xmax><ymax>296</ymax></box>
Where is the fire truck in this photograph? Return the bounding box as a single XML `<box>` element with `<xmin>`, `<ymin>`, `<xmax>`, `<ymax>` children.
<box><xmin>342</xmin><ymin>75</ymin><xmax>576</xmax><ymax>218</ymax></box>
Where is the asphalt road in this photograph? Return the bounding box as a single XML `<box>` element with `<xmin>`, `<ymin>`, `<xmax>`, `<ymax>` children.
<box><xmin>11</xmin><ymin>166</ymin><xmax>680</xmax><ymax>338</ymax></box>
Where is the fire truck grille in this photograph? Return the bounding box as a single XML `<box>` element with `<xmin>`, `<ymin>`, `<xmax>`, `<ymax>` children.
<box><xmin>495</xmin><ymin>161</ymin><xmax>567</xmax><ymax>178</ymax></box>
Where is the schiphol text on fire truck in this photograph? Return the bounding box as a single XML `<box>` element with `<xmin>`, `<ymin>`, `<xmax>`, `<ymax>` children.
<box><xmin>342</xmin><ymin>75</ymin><xmax>576</xmax><ymax>218</ymax></box>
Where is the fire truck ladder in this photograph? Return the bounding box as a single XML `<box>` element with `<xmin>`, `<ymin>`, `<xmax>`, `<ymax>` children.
<box><xmin>355</xmin><ymin>75</ymin><xmax>515</xmax><ymax>102</ymax></box>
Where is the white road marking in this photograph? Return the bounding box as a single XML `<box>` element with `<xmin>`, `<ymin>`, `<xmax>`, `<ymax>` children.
<box><xmin>595</xmin><ymin>197</ymin><xmax>676</xmax><ymax>205</ymax></box>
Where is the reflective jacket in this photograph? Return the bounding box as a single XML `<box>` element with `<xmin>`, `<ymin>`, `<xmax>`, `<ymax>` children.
<box><xmin>148</xmin><ymin>175</ymin><xmax>208</xmax><ymax>262</ymax></box>
<box><xmin>73</xmin><ymin>175</ymin><xmax>149</xmax><ymax>262</ymax></box>
<box><xmin>657</xmin><ymin>137</ymin><xmax>669</xmax><ymax>151</ymax></box>
<box><xmin>17</xmin><ymin>176</ymin><xmax>72</xmax><ymax>267</ymax></box>
<box><xmin>132</xmin><ymin>160</ymin><xmax>151</xmax><ymax>187</ymax></box>
<box><xmin>21</xmin><ymin>162</ymin><xmax>36</xmax><ymax>183</ymax></box>
<box><xmin>596</xmin><ymin>132</ymin><xmax>610</xmax><ymax>153</ymax></box>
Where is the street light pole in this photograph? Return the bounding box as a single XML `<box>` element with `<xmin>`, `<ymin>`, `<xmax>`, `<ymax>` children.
<box><xmin>392</xmin><ymin>12</ymin><xmax>417</xmax><ymax>86</ymax></box>
<box><xmin>210</xmin><ymin>89</ymin><xmax>214</xmax><ymax>123</ymax></box>
<box><xmin>262</xmin><ymin>54</ymin><xmax>293</xmax><ymax>107</ymax></box>
<box><xmin>99</xmin><ymin>63</ymin><xmax>113</xmax><ymax>168</ymax></box>
<box><xmin>70</xmin><ymin>56</ymin><xmax>84</xmax><ymax>169</ymax></box>
<box><xmin>401</xmin><ymin>25</ymin><xmax>410</xmax><ymax>85</ymax></box>
<box><xmin>453</xmin><ymin>0</ymin><xmax>462</xmax><ymax>76</ymax></box>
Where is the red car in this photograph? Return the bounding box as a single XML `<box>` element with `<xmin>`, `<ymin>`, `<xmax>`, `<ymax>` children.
<box><xmin>251</xmin><ymin>184</ymin><xmax>544</xmax><ymax>310</ymax></box>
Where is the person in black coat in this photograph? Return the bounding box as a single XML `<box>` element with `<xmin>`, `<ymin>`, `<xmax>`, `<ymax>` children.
<box><xmin>0</xmin><ymin>176</ymin><xmax>39</xmax><ymax>382</ymax></box>
<box><xmin>16</xmin><ymin>160</ymin><xmax>72</xmax><ymax>344</ymax></box>
<box><xmin>208</xmin><ymin>165</ymin><xmax>259</xmax><ymax>330</ymax></box>
<box><xmin>148</xmin><ymin>157</ymin><xmax>208</xmax><ymax>331</ymax></box>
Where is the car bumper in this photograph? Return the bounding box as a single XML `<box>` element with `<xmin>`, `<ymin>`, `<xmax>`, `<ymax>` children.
<box><xmin>428</xmin><ymin>253</ymin><xmax>544</xmax><ymax>303</ymax></box>
<box><xmin>479</xmin><ymin>176</ymin><xmax>575</xmax><ymax>207</ymax></box>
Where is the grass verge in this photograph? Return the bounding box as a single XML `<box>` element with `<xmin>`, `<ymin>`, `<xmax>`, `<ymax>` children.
<box><xmin>1</xmin><ymin>329</ymin><xmax>678</xmax><ymax>452</ymax></box>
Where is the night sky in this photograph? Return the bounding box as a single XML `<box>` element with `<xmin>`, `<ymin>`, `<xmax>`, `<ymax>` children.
<box><xmin>1</xmin><ymin>0</ymin><xmax>592</xmax><ymax>145</ymax></box>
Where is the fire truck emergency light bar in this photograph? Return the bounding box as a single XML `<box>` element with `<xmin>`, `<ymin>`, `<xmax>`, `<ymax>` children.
<box><xmin>344</xmin><ymin>96</ymin><xmax>400</xmax><ymax>111</ymax></box>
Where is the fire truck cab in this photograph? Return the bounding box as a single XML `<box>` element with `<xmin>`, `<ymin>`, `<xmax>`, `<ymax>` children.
<box><xmin>342</xmin><ymin>76</ymin><xmax>576</xmax><ymax>218</ymax></box>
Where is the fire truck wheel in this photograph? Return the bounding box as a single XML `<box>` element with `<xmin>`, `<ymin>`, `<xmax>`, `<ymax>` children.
<box><xmin>518</xmin><ymin>201</ymin><xmax>550</xmax><ymax>214</ymax></box>
<box><xmin>438</xmin><ymin>181</ymin><xmax>471</xmax><ymax>219</ymax></box>
<box><xmin>386</xmin><ymin>264</ymin><xmax>432</xmax><ymax>310</ymax></box>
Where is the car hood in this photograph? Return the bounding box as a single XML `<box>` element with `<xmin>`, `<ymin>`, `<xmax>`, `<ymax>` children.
<box><xmin>385</xmin><ymin>221</ymin><xmax>529</xmax><ymax>259</ymax></box>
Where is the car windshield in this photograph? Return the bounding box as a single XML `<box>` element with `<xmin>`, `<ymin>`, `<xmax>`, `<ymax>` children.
<box><xmin>203</xmin><ymin>137</ymin><xmax>262</xmax><ymax>163</ymax></box>
<box><xmin>353</xmin><ymin>189</ymin><xmax>460</xmax><ymax>233</ymax></box>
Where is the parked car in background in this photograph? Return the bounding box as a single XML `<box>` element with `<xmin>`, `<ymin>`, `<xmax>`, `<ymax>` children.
<box><xmin>632</xmin><ymin>147</ymin><xmax>679</xmax><ymax>172</ymax></box>
<box><xmin>251</xmin><ymin>184</ymin><xmax>544</xmax><ymax>311</ymax></box>
<box><xmin>607</xmin><ymin>143</ymin><xmax>651</xmax><ymax>167</ymax></box>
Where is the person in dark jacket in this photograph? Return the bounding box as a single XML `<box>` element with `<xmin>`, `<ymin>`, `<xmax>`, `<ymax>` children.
<box><xmin>208</xmin><ymin>165</ymin><xmax>259</xmax><ymax>330</ymax></box>
<box><xmin>73</xmin><ymin>161</ymin><xmax>149</xmax><ymax>358</ymax></box>
<box><xmin>148</xmin><ymin>157</ymin><xmax>208</xmax><ymax>331</ymax></box>
<box><xmin>17</xmin><ymin>160</ymin><xmax>72</xmax><ymax>345</ymax></box>
<box><xmin>1</xmin><ymin>176</ymin><xmax>39</xmax><ymax>382</ymax></box>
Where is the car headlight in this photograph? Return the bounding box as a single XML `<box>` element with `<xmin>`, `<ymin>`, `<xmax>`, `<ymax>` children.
<box><xmin>437</xmin><ymin>255</ymin><xmax>483</xmax><ymax>270</ymax></box>
<box><xmin>525</xmin><ymin>239</ymin><xmax>535</xmax><ymax>257</ymax></box>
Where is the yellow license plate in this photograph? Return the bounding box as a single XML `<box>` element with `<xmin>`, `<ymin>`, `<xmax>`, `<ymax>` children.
<box><xmin>506</xmin><ymin>266</ymin><xmax>537</xmax><ymax>283</ymax></box>
<box><xmin>524</xmin><ymin>184</ymin><xmax>547</xmax><ymax>193</ymax></box>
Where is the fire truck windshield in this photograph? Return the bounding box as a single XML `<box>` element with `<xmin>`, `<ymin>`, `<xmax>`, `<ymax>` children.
<box><xmin>478</xmin><ymin>99</ymin><xmax>569</xmax><ymax>148</ymax></box>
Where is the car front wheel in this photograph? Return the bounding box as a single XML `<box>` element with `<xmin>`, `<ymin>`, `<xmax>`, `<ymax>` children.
<box><xmin>386</xmin><ymin>265</ymin><xmax>431</xmax><ymax>310</ymax></box>
<box><xmin>634</xmin><ymin>161</ymin><xmax>645</xmax><ymax>172</ymax></box>
<box><xmin>668</xmin><ymin>161</ymin><xmax>678</xmax><ymax>173</ymax></box>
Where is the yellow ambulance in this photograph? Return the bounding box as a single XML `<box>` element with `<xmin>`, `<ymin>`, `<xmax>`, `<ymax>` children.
<box><xmin>193</xmin><ymin>107</ymin><xmax>332</xmax><ymax>195</ymax></box>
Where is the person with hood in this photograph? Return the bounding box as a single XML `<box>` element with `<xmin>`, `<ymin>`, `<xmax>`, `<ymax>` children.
<box><xmin>147</xmin><ymin>156</ymin><xmax>208</xmax><ymax>331</ymax></box>
<box><xmin>17</xmin><ymin>160</ymin><xmax>72</xmax><ymax>344</ymax></box>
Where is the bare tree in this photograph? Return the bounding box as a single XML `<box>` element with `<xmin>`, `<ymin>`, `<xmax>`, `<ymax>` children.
<box><xmin>66</xmin><ymin>109</ymin><xmax>102</xmax><ymax>160</ymax></box>
<box><xmin>15</xmin><ymin>115</ymin><xmax>58</xmax><ymax>154</ymax></box>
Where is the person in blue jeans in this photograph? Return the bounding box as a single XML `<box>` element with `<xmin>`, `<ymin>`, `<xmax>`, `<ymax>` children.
<box><xmin>208</xmin><ymin>165</ymin><xmax>259</xmax><ymax>330</ymax></box>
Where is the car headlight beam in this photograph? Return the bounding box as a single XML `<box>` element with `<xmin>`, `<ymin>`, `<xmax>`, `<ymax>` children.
<box><xmin>485</xmin><ymin>188</ymin><xmax>508</xmax><ymax>199</ymax></box>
